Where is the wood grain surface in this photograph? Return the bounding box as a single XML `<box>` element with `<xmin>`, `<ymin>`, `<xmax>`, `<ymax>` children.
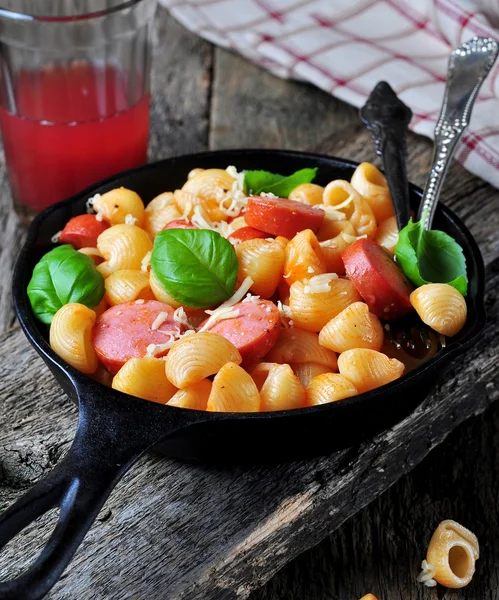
<box><xmin>0</xmin><ymin>8</ymin><xmax>498</xmax><ymax>600</ymax></box>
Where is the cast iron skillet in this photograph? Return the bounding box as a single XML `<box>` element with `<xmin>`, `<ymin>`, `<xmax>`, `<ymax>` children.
<box><xmin>0</xmin><ymin>149</ymin><xmax>486</xmax><ymax>600</ymax></box>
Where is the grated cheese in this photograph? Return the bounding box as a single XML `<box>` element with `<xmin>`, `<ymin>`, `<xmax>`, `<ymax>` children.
<box><xmin>86</xmin><ymin>193</ymin><xmax>100</xmax><ymax>214</ymax></box>
<box><xmin>51</xmin><ymin>230</ymin><xmax>62</xmax><ymax>244</ymax></box>
<box><xmin>242</xmin><ymin>294</ymin><xmax>261</xmax><ymax>304</ymax></box>
<box><xmin>145</xmin><ymin>338</ymin><xmax>176</xmax><ymax>357</ymax></box>
<box><xmin>416</xmin><ymin>560</ymin><xmax>437</xmax><ymax>588</ymax></box>
<box><xmin>141</xmin><ymin>251</ymin><xmax>152</xmax><ymax>273</ymax></box>
<box><xmin>307</xmin><ymin>266</ymin><xmax>314</xmax><ymax>274</ymax></box>
<box><xmin>218</xmin><ymin>165</ymin><xmax>248</xmax><ymax>218</ymax></box>
<box><xmin>277</xmin><ymin>300</ymin><xmax>294</xmax><ymax>328</ymax></box>
<box><xmin>191</xmin><ymin>205</ymin><xmax>230</xmax><ymax>237</ymax></box>
<box><xmin>356</xmin><ymin>234</ymin><xmax>368</xmax><ymax>240</ymax></box>
<box><xmin>125</xmin><ymin>214</ymin><xmax>138</xmax><ymax>225</ymax></box>
<box><xmin>151</xmin><ymin>311</ymin><xmax>170</xmax><ymax>331</ymax></box>
<box><xmin>315</xmin><ymin>204</ymin><xmax>346</xmax><ymax>221</ymax></box>
<box><xmin>173</xmin><ymin>307</ymin><xmax>191</xmax><ymax>327</ymax></box>
<box><xmin>328</xmin><ymin>195</ymin><xmax>354</xmax><ymax>211</ymax></box>
<box><xmin>260</xmin><ymin>192</ymin><xmax>277</xmax><ymax>198</ymax></box>
<box><xmin>303</xmin><ymin>273</ymin><xmax>339</xmax><ymax>294</ymax></box>
<box><xmin>135</xmin><ymin>299</ymin><xmax>145</xmax><ymax>304</ymax></box>
<box><xmin>198</xmin><ymin>276</ymin><xmax>254</xmax><ymax>331</ymax></box>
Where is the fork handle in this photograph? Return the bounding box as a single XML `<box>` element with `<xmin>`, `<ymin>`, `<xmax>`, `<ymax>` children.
<box><xmin>417</xmin><ymin>36</ymin><xmax>498</xmax><ymax>230</ymax></box>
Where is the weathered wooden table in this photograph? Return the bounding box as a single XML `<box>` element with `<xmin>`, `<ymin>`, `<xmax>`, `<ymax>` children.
<box><xmin>1</xmin><ymin>10</ymin><xmax>499</xmax><ymax>600</ymax></box>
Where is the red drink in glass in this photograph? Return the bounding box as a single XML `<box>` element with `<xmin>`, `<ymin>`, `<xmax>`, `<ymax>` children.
<box><xmin>0</xmin><ymin>64</ymin><xmax>149</xmax><ymax>213</ymax></box>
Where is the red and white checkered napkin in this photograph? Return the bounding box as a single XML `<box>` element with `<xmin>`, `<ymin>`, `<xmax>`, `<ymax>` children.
<box><xmin>159</xmin><ymin>0</ymin><xmax>499</xmax><ymax>188</ymax></box>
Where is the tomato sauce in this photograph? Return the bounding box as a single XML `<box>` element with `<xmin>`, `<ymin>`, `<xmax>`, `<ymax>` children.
<box><xmin>0</xmin><ymin>63</ymin><xmax>149</xmax><ymax>212</ymax></box>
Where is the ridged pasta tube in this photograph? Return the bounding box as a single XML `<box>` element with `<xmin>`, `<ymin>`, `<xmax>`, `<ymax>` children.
<box><xmin>266</xmin><ymin>328</ymin><xmax>337</xmax><ymax>370</ymax></box>
<box><xmin>323</xmin><ymin>179</ymin><xmax>377</xmax><ymax>238</ymax></box>
<box><xmin>207</xmin><ymin>362</ymin><xmax>260</xmax><ymax>412</ymax></box>
<box><xmin>426</xmin><ymin>520</ymin><xmax>479</xmax><ymax>588</ymax></box>
<box><xmin>112</xmin><ymin>357</ymin><xmax>177</xmax><ymax>404</ymax></box>
<box><xmin>319</xmin><ymin>302</ymin><xmax>384</xmax><ymax>352</ymax></box>
<box><xmin>49</xmin><ymin>303</ymin><xmax>98</xmax><ymax>374</ymax></box>
<box><xmin>105</xmin><ymin>270</ymin><xmax>154</xmax><ymax>305</ymax></box>
<box><xmin>165</xmin><ymin>332</ymin><xmax>242</xmax><ymax>388</ymax></box>
<box><xmin>250</xmin><ymin>363</ymin><xmax>306</xmax><ymax>411</ymax></box>
<box><xmin>180</xmin><ymin>168</ymin><xmax>236</xmax><ymax>221</ymax></box>
<box><xmin>236</xmin><ymin>238</ymin><xmax>285</xmax><ymax>298</ymax></box>
<box><xmin>284</xmin><ymin>229</ymin><xmax>327</xmax><ymax>285</ymax></box>
<box><xmin>338</xmin><ymin>349</ymin><xmax>404</xmax><ymax>393</ymax></box>
<box><xmin>374</xmin><ymin>215</ymin><xmax>398</xmax><ymax>256</ymax></box>
<box><xmin>144</xmin><ymin>192</ymin><xmax>181</xmax><ymax>237</ymax></box>
<box><xmin>97</xmin><ymin>224</ymin><xmax>153</xmax><ymax>278</ymax></box>
<box><xmin>410</xmin><ymin>284</ymin><xmax>467</xmax><ymax>337</ymax></box>
<box><xmin>350</xmin><ymin>162</ymin><xmax>394</xmax><ymax>223</ymax></box>
<box><xmin>306</xmin><ymin>373</ymin><xmax>358</xmax><ymax>406</ymax></box>
<box><xmin>288</xmin><ymin>183</ymin><xmax>324</xmax><ymax>206</ymax></box>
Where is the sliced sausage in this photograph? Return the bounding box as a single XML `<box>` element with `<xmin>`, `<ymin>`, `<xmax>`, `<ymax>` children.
<box><xmin>227</xmin><ymin>226</ymin><xmax>269</xmax><ymax>244</ymax></box>
<box><xmin>92</xmin><ymin>300</ymin><xmax>182</xmax><ymax>374</ymax></box>
<box><xmin>59</xmin><ymin>215</ymin><xmax>109</xmax><ymax>249</ymax></box>
<box><xmin>245</xmin><ymin>196</ymin><xmax>324</xmax><ymax>239</ymax></box>
<box><xmin>341</xmin><ymin>238</ymin><xmax>413</xmax><ymax>321</ymax></box>
<box><xmin>162</xmin><ymin>219</ymin><xmax>197</xmax><ymax>230</ymax></box>
<box><xmin>200</xmin><ymin>299</ymin><xmax>280</xmax><ymax>364</ymax></box>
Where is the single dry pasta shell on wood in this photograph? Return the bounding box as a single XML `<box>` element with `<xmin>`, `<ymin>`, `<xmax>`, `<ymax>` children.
<box><xmin>351</xmin><ymin>162</ymin><xmax>394</xmax><ymax>224</ymax></box>
<box><xmin>289</xmin><ymin>362</ymin><xmax>332</xmax><ymax>387</ymax></box>
<box><xmin>144</xmin><ymin>192</ymin><xmax>181</xmax><ymax>237</ymax></box>
<box><xmin>165</xmin><ymin>332</ymin><xmax>242</xmax><ymax>389</ymax></box>
<box><xmin>49</xmin><ymin>303</ymin><xmax>98</xmax><ymax>374</ymax></box>
<box><xmin>410</xmin><ymin>284</ymin><xmax>467</xmax><ymax>337</ymax></box>
<box><xmin>105</xmin><ymin>269</ymin><xmax>154</xmax><ymax>305</ymax></box>
<box><xmin>250</xmin><ymin>363</ymin><xmax>306</xmax><ymax>411</ymax></box>
<box><xmin>266</xmin><ymin>328</ymin><xmax>338</xmax><ymax>370</ymax></box>
<box><xmin>306</xmin><ymin>373</ymin><xmax>358</xmax><ymax>406</ymax></box>
<box><xmin>374</xmin><ymin>215</ymin><xmax>398</xmax><ymax>255</ymax></box>
<box><xmin>180</xmin><ymin>168</ymin><xmax>235</xmax><ymax>221</ymax></box>
<box><xmin>319</xmin><ymin>302</ymin><xmax>384</xmax><ymax>353</ymax></box>
<box><xmin>323</xmin><ymin>179</ymin><xmax>377</xmax><ymax>238</ymax></box>
<box><xmin>289</xmin><ymin>277</ymin><xmax>362</xmax><ymax>332</ymax></box>
<box><xmin>207</xmin><ymin>362</ymin><xmax>260</xmax><ymax>412</ymax></box>
<box><xmin>166</xmin><ymin>379</ymin><xmax>212</xmax><ymax>410</ymax></box>
<box><xmin>316</xmin><ymin>215</ymin><xmax>356</xmax><ymax>243</ymax></box>
<box><xmin>235</xmin><ymin>238</ymin><xmax>285</xmax><ymax>298</ymax></box>
<box><xmin>284</xmin><ymin>229</ymin><xmax>327</xmax><ymax>285</ymax></box>
<box><xmin>288</xmin><ymin>183</ymin><xmax>325</xmax><ymax>206</ymax></box>
<box><xmin>426</xmin><ymin>520</ymin><xmax>479</xmax><ymax>588</ymax></box>
<box><xmin>338</xmin><ymin>349</ymin><xmax>404</xmax><ymax>394</ymax></box>
<box><xmin>112</xmin><ymin>357</ymin><xmax>177</xmax><ymax>404</ymax></box>
<box><xmin>93</xmin><ymin>187</ymin><xmax>145</xmax><ymax>227</ymax></box>
<box><xmin>97</xmin><ymin>224</ymin><xmax>153</xmax><ymax>278</ymax></box>
<box><xmin>78</xmin><ymin>247</ymin><xmax>104</xmax><ymax>265</ymax></box>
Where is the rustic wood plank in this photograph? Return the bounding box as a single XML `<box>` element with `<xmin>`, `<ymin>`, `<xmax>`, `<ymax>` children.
<box><xmin>210</xmin><ymin>48</ymin><xmax>358</xmax><ymax>150</ymax></box>
<box><xmin>0</xmin><ymin>258</ymin><xmax>498</xmax><ymax>598</ymax></box>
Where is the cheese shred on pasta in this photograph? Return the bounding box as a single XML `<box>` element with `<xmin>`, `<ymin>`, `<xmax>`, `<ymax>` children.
<box><xmin>198</xmin><ymin>276</ymin><xmax>254</xmax><ymax>331</ymax></box>
<box><xmin>303</xmin><ymin>273</ymin><xmax>339</xmax><ymax>294</ymax></box>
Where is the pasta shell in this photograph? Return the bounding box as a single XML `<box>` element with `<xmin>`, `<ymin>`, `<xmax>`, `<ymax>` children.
<box><xmin>93</xmin><ymin>187</ymin><xmax>145</xmax><ymax>227</ymax></box>
<box><xmin>78</xmin><ymin>247</ymin><xmax>104</xmax><ymax>265</ymax></box>
<box><xmin>288</xmin><ymin>183</ymin><xmax>324</xmax><ymax>206</ymax></box>
<box><xmin>167</xmin><ymin>379</ymin><xmax>212</xmax><ymax>410</ymax></box>
<box><xmin>338</xmin><ymin>349</ymin><xmax>404</xmax><ymax>394</ymax></box>
<box><xmin>289</xmin><ymin>362</ymin><xmax>332</xmax><ymax>387</ymax></box>
<box><xmin>289</xmin><ymin>277</ymin><xmax>362</xmax><ymax>332</ymax></box>
<box><xmin>144</xmin><ymin>192</ymin><xmax>181</xmax><ymax>237</ymax></box>
<box><xmin>227</xmin><ymin>215</ymin><xmax>248</xmax><ymax>234</ymax></box>
<box><xmin>426</xmin><ymin>520</ymin><xmax>479</xmax><ymax>588</ymax></box>
<box><xmin>180</xmin><ymin>168</ymin><xmax>235</xmax><ymax>221</ymax></box>
<box><xmin>306</xmin><ymin>373</ymin><xmax>358</xmax><ymax>406</ymax></box>
<box><xmin>410</xmin><ymin>284</ymin><xmax>467</xmax><ymax>337</ymax></box>
<box><xmin>112</xmin><ymin>357</ymin><xmax>177</xmax><ymax>404</ymax></box>
<box><xmin>235</xmin><ymin>238</ymin><xmax>285</xmax><ymax>298</ymax></box>
<box><xmin>266</xmin><ymin>328</ymin><xmax>338</xmax><ymax>369</ymax></box>
<box><xmin>323</xmin><ymin>180</ymin><xmax>377</xmax><ymax>238</ymax></box>
<box><xmin>316</xmin><ymin>216</ymin><xmax>356</xmax><ymax>243</ymax></box>
<box><xmin>374</xmin><ymin>215</ymin><xmax>398</xmax><ymax>256</ymax></box>
<box><xmin>105</xmin><ymin>269</ymin><xmax>154</xmax><ymax>305</ymax></box>
<box><xmin>250</xmin><ymin>363</ymin><xmax>306</xmax><ymax>411</ymax></box>
<box><xmin>207</xmin><ymin>362</ymin><xmax>260</xmax><ymax>412</ymax></box>
<box><xmin>319</xmin><ymin>302</ymin><xmax>384</xmax><ymax>353</ymax></box>
<box><xmin>97</xmin><ymin>224</ymin><xmax>153</xmax><ymax>278</ymax></box>
<box><xmin>165</xmin><ymin>332</ymin><xmax>242</xmax><ymax>388</ymax></box>
<box><xmin>284</xmin><ymin>229</ymin><xmax>327</xmax><ymax>285</ymax></box>
<box><xmin>187</xmin><ymin>168</ymin><xmax>205</xmax><ymax>180</ymax></box>
<box><xmin>49</xmin><ymin>303</ymin><xmax>98</xmax><ymax>374</ymax></box>
<box><xmin>350</xmin><ymin>162</ymin><xmax>394</xmax><ymax>223</ymax></box>
<box><xmin>320</xmin><ymin>231</ymin><xmax>357</xmax><ymax>275</ymax></box>
<box><xmin>149</xmin><ymin>271</ymin><xmax>183</xmax><ymax>309</ymax></box>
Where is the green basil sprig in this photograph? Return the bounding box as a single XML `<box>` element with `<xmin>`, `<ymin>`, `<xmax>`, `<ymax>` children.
<box><xmin>151</xmin><ymin>229</ymin><xmax>238</xmax><ymax>308</ymax></box>
<box><xmin>395</xmin><ymin>218</ymin><xmax>468</xmax><ymax>296</ymax></box>
<box><xmin>27</xmin><ymin>244</ymin><xmax>105</xmax><ymax>324</ymax></box>
<box><xmin>244</xmin><ymin>167</ymin><xmax>317</xmax><ymax>197</ymax></box>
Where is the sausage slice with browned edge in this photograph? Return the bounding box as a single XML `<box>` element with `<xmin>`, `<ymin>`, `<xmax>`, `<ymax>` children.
<box><xmin>227</xmin><ymin>226</ymin><xmax>269</xmax><ymax>244</ymax></box>
<box><xmin>200</xmin><ymin>299</ymin><xmax>281</xmax><ymax>364</ymax></box>
<box><xmin>59</xmin><ymin>214</ymin><xmax>110</xmax><ymax>249</ymax></box>
<box><xmin>245</xmin><ymin>196</ymin><xmax>324</xmax><ymax>238</ymax></box>
<box><xmin>92</xmin><ymin>300</ymin><xmax>183</xmax><ymax>374</ymax></box>
<box><xmin>341</xmin><ymin>239</ymin><xmax>413</xmax><ymax>321</ymax></box>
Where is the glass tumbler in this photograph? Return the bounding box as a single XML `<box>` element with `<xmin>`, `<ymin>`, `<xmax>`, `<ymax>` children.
<box><xmin>0</xmin><ymin>0</ymin><xmax>157</xmax><ymax>223</ymax></box>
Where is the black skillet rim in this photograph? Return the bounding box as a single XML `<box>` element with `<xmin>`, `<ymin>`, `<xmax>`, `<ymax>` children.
<box><xmin>12</xmin><ymin>148</ymin><xmax>487</xmax><ymax>422</ymax></box>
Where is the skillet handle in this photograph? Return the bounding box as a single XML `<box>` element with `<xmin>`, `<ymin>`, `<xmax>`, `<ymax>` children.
<box><xmin>0</xmin><ymin>390</ymin><xmax>186</xmax><ymax>600</ymax></box>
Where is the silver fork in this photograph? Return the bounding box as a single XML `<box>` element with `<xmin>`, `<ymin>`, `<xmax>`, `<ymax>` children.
<box><xmin>417</xmin><ymin>36</ymin><xmax>498</xmax><ymax>230</ymax></box>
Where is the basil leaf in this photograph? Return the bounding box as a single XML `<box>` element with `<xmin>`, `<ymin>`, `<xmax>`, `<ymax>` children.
<box><xmin>395</xmin><ymin>218</ymin><xmax>468</xmax><ymax>296</ymax></box>
<box><xmin>151</xmin><ymin>229</ymin><xmax>238</xmax><ymax>308</ymax></box>
<box><xmin>244</xmin><ymin>168</ymin><xmax>317</xmax><ymax>197</ymax></box>
<box><xmin>27</xmin><ymin>244</ymin><xmax>105</xmax><ymax>324</ymax></box>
